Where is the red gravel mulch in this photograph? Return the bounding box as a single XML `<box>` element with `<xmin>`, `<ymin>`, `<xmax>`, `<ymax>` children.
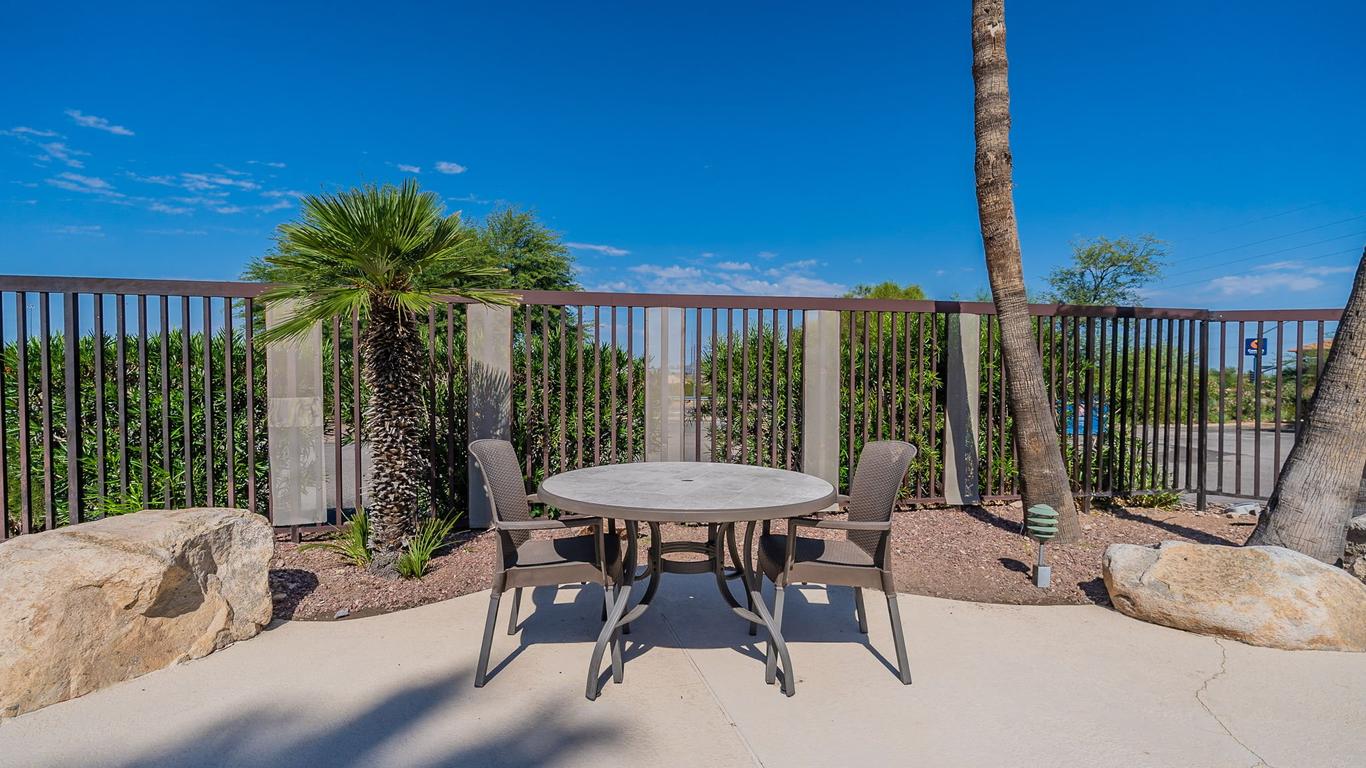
<box><xmin>269</xmin><ymin>501</ymin><xmax>1254</xmax><ymax>621</ymax></box>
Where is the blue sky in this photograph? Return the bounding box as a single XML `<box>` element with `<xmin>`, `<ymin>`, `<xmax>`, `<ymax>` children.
<box><xmin>2</xmin><ymin>1</ymin><xmax>1362</xmax><ymax>309</ymax></box>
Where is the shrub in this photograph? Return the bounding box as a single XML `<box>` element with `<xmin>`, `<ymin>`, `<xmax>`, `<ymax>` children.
<box><xmin>299</xmin><ymin>510</ymin><xmax>372</xmax><ymax>567</ymax></box>
<box><xmin>396</xmin><ymin>513</ymin><xmax>461</xmax><ymax>579</ymax></box>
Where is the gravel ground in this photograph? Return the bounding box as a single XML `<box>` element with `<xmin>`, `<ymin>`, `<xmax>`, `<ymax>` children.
<box><xmin>269</xmin><ymin>501</ymin><xmax>1254</xmax><ymax>621</ymax></box>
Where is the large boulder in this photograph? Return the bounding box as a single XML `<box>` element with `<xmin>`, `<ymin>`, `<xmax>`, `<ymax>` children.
<box><xmin>1102</xmin><ymin>540</ymin><xmax>1366</xmax><ymax>652</ymax></box>
<box><xmin>0</xmin><ymin>508</ymin><xmax>272</xmax><ymax>718</ymax></box>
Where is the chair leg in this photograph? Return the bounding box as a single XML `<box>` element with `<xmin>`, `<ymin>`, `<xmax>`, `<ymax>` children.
<box><xmin>764</xmin><ymin>583</ymin><xmax>787</xmax><ymax>685</ymax></box>
<box><xmin>885</xmin><ymin>591</ymin><xmax>912</xmax><ymax>685</ymax></box>
<box><xmin>854</xmin><ymin>587</ymin><xmax>869</xmax><ymax>634</ymax></box>
<box><xmin>506</xmin><ymin>587</ymin><xmax>523</xmax><ymax>635</ymax></box>
<box><xmin>748</xmin><ymin>571</ymin><xmax>761</xmax><ymax>636</ymax></box>
<box><xmin>474</xmin><ymin>590</ymin><xmax>503</xmax><ymax>688</ymax></box>
<box><xmin>610</xmin><ymin>589</ymin><xmax>625</xmax><ymax>683</ymax></box>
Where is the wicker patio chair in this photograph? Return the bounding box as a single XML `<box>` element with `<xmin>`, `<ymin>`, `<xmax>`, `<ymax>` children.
<box><xmin>757</xmin><ymin>440</ymin><xmax>916</xmax><ymax>685</ymax></box>
<box><xmin>469</xmin><ymin>439</ymin><xmax>625</xmax><ymax>688</ymax></box>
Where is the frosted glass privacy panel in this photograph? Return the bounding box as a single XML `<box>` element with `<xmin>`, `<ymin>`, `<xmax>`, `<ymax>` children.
<box><xmin>645</xmin><ymin>307</ymin><xmax>688</xmax><ymax>462</ymax></box>
<box><xmin>265</xmin><ymin>300</ymin><xmax>327</xmax><ymax>526</ymax></box>
<box><xmin>943</xmin><ymin>313</ymin><xmax>981</xmax><ymax>505</ymax></box>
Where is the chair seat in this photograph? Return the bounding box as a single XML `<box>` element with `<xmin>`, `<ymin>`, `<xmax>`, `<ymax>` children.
<box><xmin>512</xmin><ymin>533</ymin><xmax>622</xmax><ymax>569</ymax></box>
<box><xmin>758</xmin><ymin>533</ymin><xmax>875</xmax><ymax>569</ymax></box>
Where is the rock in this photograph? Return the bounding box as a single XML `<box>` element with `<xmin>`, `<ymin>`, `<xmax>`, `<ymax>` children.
<box><xmin>1346</xmin><ymin>515</ymin><xmax>1366</xmax><ymax>560</ymax></box>
<box><xmin>334</xmin><ymin>608</ymin><xmax>350</xmax><ymax>619</ymax></box>
<box><xmin>1228</xmin><ymin>502</ymin><xmax>1261</xmax><ymax>516</ymax></box>
<box><xmin>1102</xmin><ymin>541</ymin><xmax>1366</xmax><ymax>652</ymax></box>
<box><xmin>0</xmin><ymin>508</ymin><xmax>272</xmax><ymax>718</ymax></box>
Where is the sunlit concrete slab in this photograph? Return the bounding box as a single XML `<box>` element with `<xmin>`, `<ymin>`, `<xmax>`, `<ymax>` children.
<box><xmin>2</xmin><ymin>575</ymin><xmax>1363</xmax><ymax>768</ymax></box>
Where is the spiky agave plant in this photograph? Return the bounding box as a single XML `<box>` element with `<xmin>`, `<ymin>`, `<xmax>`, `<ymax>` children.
<box><xmin>250</xmin><ymin>180</ymin><xmax>516</xmax><ymax>573</ymax></box>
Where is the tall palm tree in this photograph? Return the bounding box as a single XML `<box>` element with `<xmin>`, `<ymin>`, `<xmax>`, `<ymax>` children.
<box><xmin>1249</xmin><ymin>248</ymin><xmax>1366</xmax><ymax>562</ymax></box>
<box><xmin>252</xmin><ymin>180</ymin><xmax>515</xmax><ymax>572</ymax></box>
<box><xmin>972</xmin><ymin>0</ymin><xmax>1081</xmax><ymax>542</ymax></box>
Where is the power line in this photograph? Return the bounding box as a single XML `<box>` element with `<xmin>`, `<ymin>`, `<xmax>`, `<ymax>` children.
<box><xmin>1198</xmin><ymin>201</ymin><xmax>1324</xmax><ymax>236</ymax></box>
<box><xmin>1166</xmin><ymin>230</ymin><xmax>1366</xmax><ymax>279</ymax></box>
<box><xmin>1162</xmin><ymin>246</ymin><xmax>1360</xmax><ymax>291</ymax></box>
<box><xmin>1169</xmin><ymin>213</ymin><xmax>1365</xmax><ymax>269</ymax></box>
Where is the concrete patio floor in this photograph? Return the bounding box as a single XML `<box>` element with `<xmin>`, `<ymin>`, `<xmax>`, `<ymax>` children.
<box><xmin>2</xmin><ymin>573</ymin><xmax>1363</xmax><ymax>768</ymax></box>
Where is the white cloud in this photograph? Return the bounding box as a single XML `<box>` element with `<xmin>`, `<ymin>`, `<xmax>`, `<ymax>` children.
<box><xmin>213</xmin><ymin>205</ymin><xmax>245</xmax><ymax>214</ymax></box>
<box><xmin>248</xmin><ymin>160</ymin><xmax>287</xmax><ymax>168</ymax></box>
<box><xmin>181</xmin><ymin>172</ymin><xmax>259</xmax><ymax>191</ymax></box>
<box><xmin>37</xmin><ymin>141</ymin><xmax>88</xmax><ymax>168</ymax></box>
<box><xmin>1208</xmin><ymin>274</ymin><xmax>1324</xmax><ymax>296</ymax></box>
<box><xmin>757</xmin><ymin>251</ymin><xmax>778</xmax><ymax>260</ymax></box>
<box><xmin>448</xmin><ymin>193</ymin><xmax>490</xmax><ymax>204</ymax></box>
<box><xmin>262</xmin><ymin>189</ymin><xmax>305</xmax><ymax>199</ymax></box>
<box><xmin>142</xmin><ymin>228</ymin><xmax>207</xmax><ymax>235</ymax></box>
<box><xmin>47</xmin><ymin>172</ymin><xmax>123</xmax><ymax>197</ymax></box>
<box><xmin>434</xmin><ymin>161</ymin><xmax>467</xmax><ymax>174</ymax></box>
<box><xmin>51</xmin><ymin>224</ymin><xmax>104</xmax><ymax>236</ymax></box>
<box><xmin>716</xmin><ymin>261</ymin><xmax>753</xmax><ymax>271</ymax></box>
<box><xmin>567</xmin><ymin>241</ymin><xmax>631</xmax><ymax>257</ymax></box>
<box><xmin>1254</xmin><ymin>260</ymin><xmax>1354</xmax><ymax>277</ymax></box>
<box><xmin>4</xmin><ymin>126</ymin><xmax>59</xmax><ymax>137</ymax></box>
<box><xmin>622</xmin><ymin>260</ymin><xmax>846</xmax><ymax>296</ymax></box>
<box><xmin>148</xmin><ymin>201</ymin><xmax>192</xmax><ymax>215</ymax></box>
<box><xmin>396</xmin><ymin>164</ymin><xmax>422</xmax><ymax>174</ymax></box>
<box><xmin>65</xmin><ymin>109</ymin><xmax>134</xmax><ymax>136</ymax></box>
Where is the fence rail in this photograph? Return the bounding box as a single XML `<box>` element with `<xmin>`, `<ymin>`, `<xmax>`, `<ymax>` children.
<box><xmin>0</xmin><ymin>274</ymin><xmax>1343</xmax><ymax>539</ymax></box>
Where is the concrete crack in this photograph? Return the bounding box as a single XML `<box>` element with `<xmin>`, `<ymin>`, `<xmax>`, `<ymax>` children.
<box><xmin>1195</xmin><ymin>638</ymin><xmax>1273</xmax><ymax>768</ymax></box>
<box><xmin>659</xmin><ymin>611</ymin><xmax>766</xmax><ymax>768</ymax></box>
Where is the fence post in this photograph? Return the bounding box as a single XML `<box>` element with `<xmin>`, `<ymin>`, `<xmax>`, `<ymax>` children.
<box><xmin>1196</xmin><ymin>316</ymin><xmax>1210</xmax><ymax>511</ymax></box>
<box><xmin>943</xmin><ymin>313</ymin><xmax>982</xmax><ymax>505</ymax></box>
<box><xmin>264</xmin><ymin>300</ymin><xmax>328</xmax><ymax>527</ymax></box>
<box><xmin>467</xmin><ymin>303</ymin><xmax>513</xmax><ymax>528</ymax></box>
<box><xmin>802</xmin><ymin>310</ymin><xmax>841</xmax><ymax>493</ymax></box>
<box><xmin>643</xmin><ymin>307</ymin><xmax>688</xmax><ymax>462</ymax></box>
<box><xmin>63</xmin><ymin>293</ymin><xmax>82</xmax><ymax>524</ymax></box>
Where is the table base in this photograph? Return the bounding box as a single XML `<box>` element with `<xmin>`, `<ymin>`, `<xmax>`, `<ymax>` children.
<box><xmin>586</xmin><ymin>521</ymin><xmax>796</xmax><ymax>700</ymax></box>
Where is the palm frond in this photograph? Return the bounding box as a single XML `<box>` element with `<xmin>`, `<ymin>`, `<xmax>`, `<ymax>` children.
<box><xmin>248</xmin><ymin>179</ymin><xmax>519</xmax><ymax>341</ymax></box>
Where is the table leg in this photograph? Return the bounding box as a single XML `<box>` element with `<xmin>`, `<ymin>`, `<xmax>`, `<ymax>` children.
<box><xmin>581</xmin><ymin>516</ymin><xmax>633</xmax><ymax>696</ymax></box>
<box><xmin>714</xmin><ymin>522</ymin><xmax>795</xmax><ymax>696</ymax></box>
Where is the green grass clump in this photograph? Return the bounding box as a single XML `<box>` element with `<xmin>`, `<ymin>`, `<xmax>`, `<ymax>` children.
<box><xmin>299</xmin><ymin>510</ymin><xmax>372</xmax><ymax>567</ymax></box>
<box><xmin>396</xmin><ymin>514</ymin><xmax>461</xmax><ymax>579</ymax></box>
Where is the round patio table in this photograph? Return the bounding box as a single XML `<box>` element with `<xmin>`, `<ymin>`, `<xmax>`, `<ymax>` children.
<box><xmin>537</xmin><ymin>461</ymin><xmax>837</xmax><ymax>699</ymax></box>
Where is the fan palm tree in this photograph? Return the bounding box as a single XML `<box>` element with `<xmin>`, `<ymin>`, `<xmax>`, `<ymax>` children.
<box><xmin>251</xmin><ymin>180</ymin><xmax>516</xmax><ymax>573</ymax></box>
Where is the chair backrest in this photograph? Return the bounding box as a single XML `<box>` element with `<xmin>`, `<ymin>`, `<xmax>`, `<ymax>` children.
<box><xmin>468</xmin><ymin>439</ymin><xmax>533</xmax><ymax>547</ymax></box>
<box><xmin>846</xmin><ymin>440</ymin><xmax>916</xmax><ymax>557</ymax></box>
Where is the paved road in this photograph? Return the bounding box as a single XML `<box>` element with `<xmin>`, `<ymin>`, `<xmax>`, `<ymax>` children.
<box><xmin>3</xmin><ymin>574</ymin><xmax>1362</xmax><ymax>767</ymax></box>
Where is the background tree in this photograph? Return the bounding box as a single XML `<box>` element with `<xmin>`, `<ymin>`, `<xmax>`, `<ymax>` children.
<box><xmin>844</xmin><ymin>281</ymin><xmax>927</xmax><ymax>300</ymax></box>
<box><xmin>972</xmin><ymin>0</ymin><xmax>1081</xmax><ymax>542</ymax></box>
<box><xmin>1046</xmin><ymin>235</ymin><xmax>1166</xmax><ymax>306</ymax></box>
<box><xmin>1248</xmin><ymin>248</ymin><xmax>1366</xmax><ymax>562</ymax></box>
<box><xmin>475</xmin><ymin>207</ymin><xmax>580</xmax><ymax>291</ymax></box>
<box><xmin>250</xmin><ymin>180</ymin><xmax>514</xmax><ymax>573</ymax></box>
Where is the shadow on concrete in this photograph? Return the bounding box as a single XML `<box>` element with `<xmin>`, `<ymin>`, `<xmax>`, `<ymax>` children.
<box><xmin>105</xmin><ymin>666</ymin><xmax>617</xmax><ymax>768</ymax></box>
<box><xmin>477</xmin><ymin>575</ymin><xmax>905</xmax><ymax>687</ymax></box>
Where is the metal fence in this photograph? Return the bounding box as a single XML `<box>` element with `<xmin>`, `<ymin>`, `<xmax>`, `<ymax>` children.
<box><xmin>0</xmin><ymin>274</ymin><xmax>1343</xmax><ymax>539</ymax></box>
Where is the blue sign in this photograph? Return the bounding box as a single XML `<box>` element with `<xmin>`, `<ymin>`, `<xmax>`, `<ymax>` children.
<box><xmin>1245</xmin><ymin>337</ymin><xmax>1267</xmax><ymax>356</ymax></box>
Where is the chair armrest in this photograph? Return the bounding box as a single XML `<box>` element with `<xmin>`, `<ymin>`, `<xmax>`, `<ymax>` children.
<box><xmin>496</xmin><ymin>515</ymin><xmax>600</xmax><ymax>531</ymax></box>
<box><xmin>526</xmin><ymin>492</ymin><xmax>541</xmax><ymax>505</ymax></box>
<box><xmin>836</xmin><ymin>494</ymin><xmax>851</xmax><ymax>505</ymax></box>
<box><xmin>789</xmin><ymin>516</ymin><xmax>891</xmax><ymax>532</ymax></box>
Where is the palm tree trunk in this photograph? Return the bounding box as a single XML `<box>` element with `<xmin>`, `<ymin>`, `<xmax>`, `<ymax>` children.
<box><xmin>1248</xmin><ymin>249</ymin><xmax>1366</xmax><ymax>562</ymax></box>
<box><xmin>363</xmin><ymin>300</ymin><xmax>428</xmax><ymax>571</ymax></box>
<box><xmin>972</xmin><ymin>0</ymin><xmax>1081</xmax><ymax>542</ymax></box>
